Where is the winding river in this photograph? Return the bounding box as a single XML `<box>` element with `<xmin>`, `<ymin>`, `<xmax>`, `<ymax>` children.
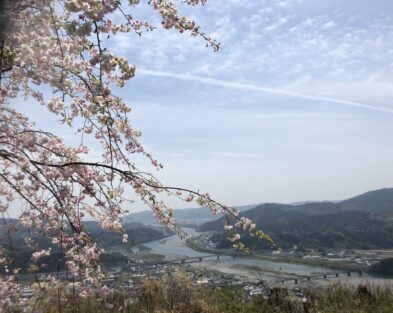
<box><xmin>140</xmin><ymin>228</ymin><xmax>391</xmax><ymax>285</ymax></box>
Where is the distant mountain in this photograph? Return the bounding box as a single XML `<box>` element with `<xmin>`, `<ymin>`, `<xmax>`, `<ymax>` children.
<box><xmin>291</xmin><ymin>200</ymin><xmax>339</xmax><ymax>206</ymax></box>
<box><xmin>125</xmin><ymin>204</ymin><xmax>259</xmax><ymax>226</ymax></box>
<box><xmin>338</xmin><ymin>188</ymin><xmax>393</xmax><ymax>212</ymax></box>
<box><xmin>85</xmin><ymin>221</ymin><xmax>170</xmax><ymax>246</ymax></box>
<box><xmin>199</xmin><ymin>188</ymin><xmax>393</xmax><ymax>250</ymax></box>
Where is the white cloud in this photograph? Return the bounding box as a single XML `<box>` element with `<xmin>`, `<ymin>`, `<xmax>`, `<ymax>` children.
<box><xmin>139</xmin><ymin>68</ymin><xmax>393</xmax><ymax>114</ymax></box>
<box><xmin>88</xmin><ymin>0</ymin><xmax>393</xmax><ymax>205</ymax></box>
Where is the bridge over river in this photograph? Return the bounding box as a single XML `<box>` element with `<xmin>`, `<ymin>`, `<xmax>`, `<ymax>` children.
<box><xmin>145</xmin><ymin>253</ymin><xmax>232</xmax><ymax>265</ymax></box>
<box><xmin>272</xmin><ymin>270</ymin><xmax>364</xmax><ymax>285</ymax></box>
<box><xmin>144</xmin><ymin>253</ymin><xmax>365</xmax><ymax>285</ymax></box>
<box><xmin>139</xmin><ymin>229</ymin><xmax>387</xmax><ymax>286</ymax></box>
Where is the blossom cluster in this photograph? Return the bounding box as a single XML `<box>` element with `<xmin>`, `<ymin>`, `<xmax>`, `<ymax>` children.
<box><xmin>0</xmin><ymin>0</ymin><xmax>261</xmax><ymax>310</ymax></box>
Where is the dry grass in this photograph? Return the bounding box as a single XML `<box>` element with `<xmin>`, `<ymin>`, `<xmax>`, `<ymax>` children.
<box><xmin>25</xmin><ymin>273</ymin><xmax>393</xmax><ymax>313</ymax></box>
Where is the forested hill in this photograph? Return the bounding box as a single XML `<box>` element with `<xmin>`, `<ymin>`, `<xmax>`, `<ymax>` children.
<box><xmin>199</xmin><ymin>188</ymin><xmax>393</xmax><ymax>250</ymax></box>
<box><xmin>0</xmin><ymin>221</ymin><xmax>169</xmax><ymax>273</ymax></box>
<box><xmin>0</xmin><ymin>220</ymin><xmax>169</xmax><ymax>250</ymax></box>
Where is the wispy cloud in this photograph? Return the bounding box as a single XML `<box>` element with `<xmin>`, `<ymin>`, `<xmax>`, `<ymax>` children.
<box><xmin>107</xmin><ymin>1</ymin><xmax>393</xmax><ymax>206</ymax></box>
<box><xmin>139</xmin><ymin>69</ymin><xmax>393</xmax><ymax>114</ymax></box>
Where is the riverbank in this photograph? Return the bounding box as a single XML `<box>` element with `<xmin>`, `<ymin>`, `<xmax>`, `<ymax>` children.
<box><xmin>186</xmin><ymin>237</ymin><xmax>366</xmax><ymax>273</ymax></box>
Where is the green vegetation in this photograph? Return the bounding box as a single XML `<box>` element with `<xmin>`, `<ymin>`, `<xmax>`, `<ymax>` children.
<box><xmin>31</xmin><ymin>272</ymin><xmax>393</xmax><ymax>313</ymax></box>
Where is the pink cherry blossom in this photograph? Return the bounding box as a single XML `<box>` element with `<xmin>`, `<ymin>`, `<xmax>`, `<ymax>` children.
<box><xmin>0</xmin><ymin>0</ymin><xmax>264</xmax><ymax>309</ymax></box>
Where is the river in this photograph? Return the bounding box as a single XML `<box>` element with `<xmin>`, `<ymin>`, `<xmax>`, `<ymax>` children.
<box><xmin>141</xmin><ymin>228</ymin><xmax>393</xmax><ymax>286</ymax></box>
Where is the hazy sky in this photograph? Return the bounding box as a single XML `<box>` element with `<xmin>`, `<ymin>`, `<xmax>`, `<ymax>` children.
<box><xmin>13</xmin><ymin>0</ymin><xmax>393</xmax><ymax>212</ymax></box>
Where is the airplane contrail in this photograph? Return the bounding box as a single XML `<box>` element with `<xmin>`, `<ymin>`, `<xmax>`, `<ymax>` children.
<box><xmin>139</xmin><ymin>69</ymin><xmax>393</xmax><ymax>114</ymax></box>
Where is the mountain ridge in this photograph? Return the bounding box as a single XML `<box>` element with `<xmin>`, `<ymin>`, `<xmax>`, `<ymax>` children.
<box><xmin>125</xmin><ymin>204</ymin><xmax>259</xmax><ymax>226</ymax></box>
<box><xmin>199</xmin><ymin>188</ymin><xmax>393</xmax><ymax>250</ymax></box>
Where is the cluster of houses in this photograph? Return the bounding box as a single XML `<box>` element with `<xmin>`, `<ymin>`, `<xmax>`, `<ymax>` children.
<box><xmin>286</xmin><ymin>247</ymin><xmax>382</xmax><ymax>267</ymax></box>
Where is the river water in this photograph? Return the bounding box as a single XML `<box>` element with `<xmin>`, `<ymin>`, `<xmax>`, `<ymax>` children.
<box><xmin>141</xmin><ymin>228</ymin><xmax>393</xmax><ymax>286</ymax></box>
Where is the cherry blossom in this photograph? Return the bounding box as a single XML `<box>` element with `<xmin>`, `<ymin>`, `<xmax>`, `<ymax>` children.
<box><xmin>0</xmin><ymin>0</ymin><xmax>267</xmax><ymax>309</ymax></box>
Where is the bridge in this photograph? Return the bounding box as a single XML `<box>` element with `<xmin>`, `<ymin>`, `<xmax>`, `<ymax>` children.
<box><xmin>271</xmin><ymin>270</ymin><xmax>364</xmax><ymax>285</ymax></box>
<box><xmin>144</xmin><ymin>251</ymin><xmax>244</xmax><ymax>266</ymax></box>
<box><xmin>144</xmin><ymin>254</ymin><xmax>222</xmax><ymax>266</ymax></box>
<box><xmin>143</xmin><ymin>254</ymin><xmax>365</xmax><ymax>286</ymax></box>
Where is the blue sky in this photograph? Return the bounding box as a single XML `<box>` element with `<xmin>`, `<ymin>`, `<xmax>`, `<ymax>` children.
<box><xmin>14</xmin><ymin>0</ymin><xmax>393</xmax><ymax>211</ymax></box>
